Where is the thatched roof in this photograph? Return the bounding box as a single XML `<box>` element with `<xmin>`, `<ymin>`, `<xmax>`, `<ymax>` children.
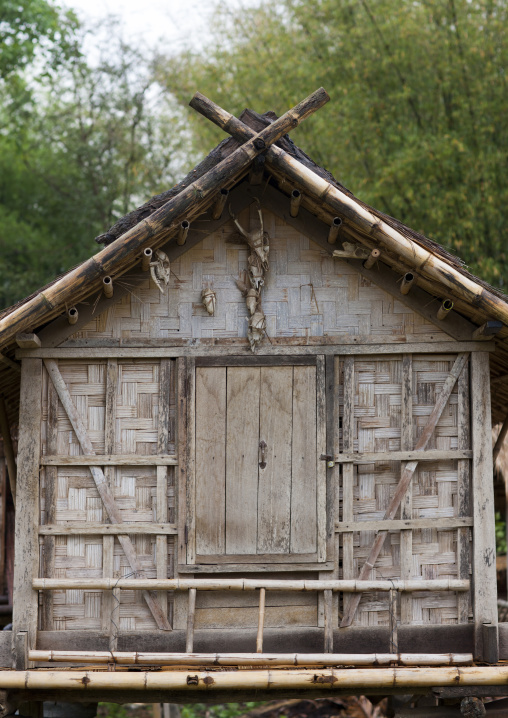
<box><xmin>2</xmin><ymin>105</ymin><xmax>508</xmax><ymax>427</ymax></box>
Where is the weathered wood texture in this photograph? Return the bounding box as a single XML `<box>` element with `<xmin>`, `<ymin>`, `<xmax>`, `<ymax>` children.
<box><xmin>70</xmin><ymin>209</ymin><xmax>451</xmax><ymax>344</ymax></box>
<box><xmin>39</xmin><ymin>359</ymin><xmax>176</xmax><ymax>631</ymax></box>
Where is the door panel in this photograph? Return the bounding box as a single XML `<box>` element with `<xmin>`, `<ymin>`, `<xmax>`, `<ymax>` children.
<box><xmin>192</xmin><ymin>358</ymin><xmax>326</xmax><ymax>567</ymax></box>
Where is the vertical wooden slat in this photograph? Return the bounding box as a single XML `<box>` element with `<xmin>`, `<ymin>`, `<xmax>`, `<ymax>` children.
<box><xmin>291</xmin><ymin>364</ymin><xmax>317</xmax><ymax>554</ymax></box>
<box><xmin>0</xmin><ymin>396</ymin><xmax>17</xmax><ymax>506</ymax></box>
<box><xmin>42</xmin><ymin>379</ymin><xmax>58</xmax><ymax>631</ymax></box>
<box><xmin>258</xmin><ymin>366</ymin><xmax>293</xmax><ymax>554</ymax></box>
<box><xmin>0</xmin><ymin>457</ymin><xmax>5</xmax><ymax>592</ymax></box>
<box><xmin>316</xmin><ymin>356</ymin><xmax>327</xmax><ymax>562</ymax></box>
<box><xmin>342</xmin><ymin>357</ymin><xmax>355</xmax><ymax>617</ymax></box>
<box><xmin>177</xmin><ymin>358</ymin><xmax>188</xmax><ymax>567</ymax></box>
<box><xmin>470</xmin><ymin>352</ymin><xmax>497</xmax><ymax>660</ymax></box>
<box><xmin>457</xmin><ymin>359</ymin><xmax>471</xmax><ymax>624</ymax></box>
<box><xmin>226</xmin><ymin>367</ymin><xmax>260</xmax><ymax>555</ymax></box>
<box><xmin>103</xmin><ymin>359</ymin><xmax>117</xmax><ymax>647</ymax></box>
<box><xmin>323</xmin><ymin>589</ymin><xmax>333</xmax><ymax>653</ymax></box>
<box><xmin>185</xmin><ymin>357</ymin><xmax>196</xmax><ymax>564</ymax></box>
<box><xmin>156</xmin><ymin>466</ymin><xmax>168</xmax><ymax>619</ymax></box>
<box><xmin>12</xmin><ymin>358</ymin><xmax>43</xmax><ymax>664</ymax></box>
<box><xmin>256</xmin><ymin>587</ymin><xmax>266</xmax><ymax>653</ymax></box>
<box><xmin>389</xmin><ymin>589</ymin><xmax>398</xmax><ymax>654</ymax></box>
<box><xmin>158</xmin><ymin>359</ymin><xmax>171</xmax><ymax>454</ymax></box>
<box><xmin>195</xmin><ymin>366</ymin><xmax>226</xmax><ymax>555</ymax></box>
<box><xmin>400</xmin><ymin>355</ymin><xmax>413</xmax><ymax>624</ymax></box>
<box><xmin>186</xmin><ymin>588</ymin><xmax>196</xmax><ymax>653</ymax></box>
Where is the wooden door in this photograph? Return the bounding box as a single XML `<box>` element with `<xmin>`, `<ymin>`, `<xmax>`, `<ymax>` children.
<box><xmin>186</xmin><ymin>356</ymin><xmax>327</xmax><ymax>568</ymax></box>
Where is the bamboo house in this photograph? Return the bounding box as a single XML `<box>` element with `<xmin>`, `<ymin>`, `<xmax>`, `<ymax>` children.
<box><xmin>0</xmin><ymin>88</ymin><xmax>508</xmax><ymax>713</ymax></box>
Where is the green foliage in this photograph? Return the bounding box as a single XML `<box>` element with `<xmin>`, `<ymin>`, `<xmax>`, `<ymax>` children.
<box><xmin>181</xmin><ymin>703</ymin><xmax>262</xmax><ymax>718</ymax></box>
<box><xmin>160</xmin><ymin>0</ymin><xmax>508</xmax><ymax>289</ymax></box>
<box><xmin>496</xmin><ymin>512</ymin><xmax>507</xmax><ymax>555</ymax></box>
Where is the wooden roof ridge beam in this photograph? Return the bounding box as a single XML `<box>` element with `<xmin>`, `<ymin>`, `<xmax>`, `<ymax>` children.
<box><xmin>0</xmin><ymin>88</ymin><xmax>329</xmax><ymax>347</ymax></box>
<box><xmin>189</xmin><ymin>92</ymin><xmax>508</xmax><ymax>326</ymax></box>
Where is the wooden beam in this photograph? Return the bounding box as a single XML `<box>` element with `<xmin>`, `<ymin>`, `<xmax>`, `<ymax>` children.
<box><xmin>15</xmin><ymin>333</ymin><xmax>41</xmax><ymax>349</ymax></box>
<box><xmin>12</xmin><ymin>359</ymin><xmax>42</xmax><ymax>664</ymax></box>
<box><xmin>471</xmin><ymin>352</ymin><xmax>498</xmax><ymax>660</ymax></box>
<box><xmin>331</xmin><ymin>449</ymin><xmax>473</xmax><ymax>464</ymax></box>
<box><xmin>336</xmin><ymin>518</ymin><xmax>473</xmax><ymax>533</ymax></box>
<box><xmin>340</xmin><ymin>353</ymin><xmax>469</xmax><ymax>628</ymax></box>
<box><xmin>472</xmin><ymin>320</ymin><xmax>503</xmax><ymax>340</ymax></box>
<box><xmin>38</xmin><ymin>523</ymin><xmax>178</xmax><ymax>535</ymax></box>
<box><xmin>43</xmin><ymin>358</ymin><xmax>171</xmax><ymax>631</ymax></box>
<box><xmin>40</xmin><ymin>455</ymin><xmax>178</xmax><ymax>466</ymax></box>
<box><xmin>0</xmin><ymin>396</ymin><xmax>16</xmax><ymax>506</ymax></box>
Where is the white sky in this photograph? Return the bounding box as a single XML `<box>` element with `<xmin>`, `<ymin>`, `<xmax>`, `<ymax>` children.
<box><xmin>62</xmin><ymin>0</ymin><xmax>243</xmax><ymax>52</ymax></box>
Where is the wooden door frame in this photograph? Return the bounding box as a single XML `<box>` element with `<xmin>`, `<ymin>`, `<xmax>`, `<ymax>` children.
<box><xmin>177</xmin><ymin>354</ymin><xmax>332</xmax><ymax>573</ymax></box>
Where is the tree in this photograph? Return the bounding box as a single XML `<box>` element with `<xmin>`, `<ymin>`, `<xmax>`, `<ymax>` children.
<box><xmin>0</xmin><ymin>10</ymin><xmax>190</xmax><ymax>307</ymax></box>
<box><xmin>160</xmin><ymin>0</ymin><xmax>508</xmax><ymax>288</ymax></box>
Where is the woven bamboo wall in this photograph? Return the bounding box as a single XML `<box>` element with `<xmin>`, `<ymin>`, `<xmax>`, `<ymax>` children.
<box><xmin>40</xmin><ymin>360</ymin><xmax>176</xmax><ymax>631</ymax></box>
<box><xmin>338</xmin><ymin>354</ymin><xmax>472</xmax><ymax>627</ymax></box>
<box><xmin>71</xmin><ymin>207</ymin><xmax>450</xmax><ymax>343</ymax></box>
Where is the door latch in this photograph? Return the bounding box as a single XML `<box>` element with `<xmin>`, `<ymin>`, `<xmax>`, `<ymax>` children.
<box><xmin>320</xmin><ymin>453</ymin><xmax>336</xmax><ymax>468</ymax></box>
<box><xmin>259</xmin><ymin>440</ymin><xmax>267</xmax><ymax>469</ymax></box>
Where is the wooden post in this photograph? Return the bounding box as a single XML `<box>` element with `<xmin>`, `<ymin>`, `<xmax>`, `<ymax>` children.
<box><xmin>103</xmin><ymin>359</ymin><xmax>118</xmax><ymax>650</ymax></box>
<box><xmin>12</xmin><ymin>359</ymin><xmax>42</xmax><ymax>667</ymax></box>
<box><xmin>400</xmin><ymin>355</ymin><xmax>413</xmax><ymax>625</ymax></box>
<box><xmin>482</xmin><ymin>622</ymin><xmax>499</xmax><ymax>664</ymax></box>
<box><xmin>389</xmin><ymin>589</ymin><xmax>398</xmax><ymax>654</ymax></box>
<box><xmin>186</xmin><ymin>588</ymin><xmax>196</xmax><ymax>653</ymax></box>
<box><xmin>0</xmin><ymin>396</ymin><xmax>16</xmax><ymax>507</ymax></box>
<box><xmin>493</xmin><ymin>413</ymin><xmax>508</xmax><ymax>465</ymax></box>
<box><xmin>457</xmin><ymin>360</ymin><xmax>471</xmax><ymax>625</ymax></box>
<box><xmin>342</xmin><ymin>358</ymin><xmax>355</xmax><ymax>620</ymax></box>
<box><xmin>323</xmin><ymin>589</ymin><xmax>333</xmax><ymax>653</ymax></box>
<box><xmin>256</xmin><ymin>588</ymin><xmax>266</xmax><ymax>653</ymax></box>
<box><xmin>471</xmin><ymin>352</ymin><xmax>497</xmax><ymax>660</ymax></box>
<box><xmin>41</xmin><ymin>379</ymin><xmax>58</xmax><ymax>631</ymax></box>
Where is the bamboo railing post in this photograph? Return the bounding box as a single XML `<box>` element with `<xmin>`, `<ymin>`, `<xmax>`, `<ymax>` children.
<box><xmin>256</xmin><ymin>588</ymin><xmax>266</xmax><ymax>653</ymax></box>
<box><xmin>0</xmin><ymin>396</ymin><xmax>16</xmax><ymax>506</ymax></box>
<box><xmin>389</xmin><ymin>589</ymin><xmax>398</xmax><ymax>654</ymax></box>
<box><xmin>186</xmin><ymin>588</ymin><xmax>196</xmax><ymax>653</ymax></box>
<box><xmin>323</xmin><ymin>589</ymin><xmax>333</xmax><ymax>653</ymax></box>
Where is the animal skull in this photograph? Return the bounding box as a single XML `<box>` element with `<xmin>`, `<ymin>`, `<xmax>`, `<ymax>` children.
<box><xmin>201</xmin><ymin>287</ymin><xmax>216</xmax><ymax>316</ymax></box>
<box><xmin>150</xmin><ymin>249</ymin><xmax>171</xmax><ymax>294</ymax></box>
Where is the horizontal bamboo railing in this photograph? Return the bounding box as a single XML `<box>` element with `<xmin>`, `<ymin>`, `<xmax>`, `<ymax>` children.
<box><xmin>28</xmin><ymin>650</ymin><xmax>474</xmax><ymax>667</ymax></box>
<box><xmin>33</xmin><ymin>577</ymin><xmax>470</xmax><ymax>656</ymax></box>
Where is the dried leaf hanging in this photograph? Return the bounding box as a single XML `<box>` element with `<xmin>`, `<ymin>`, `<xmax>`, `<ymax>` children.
<box><xmin>150</xmin><ymin>249</ymin><xmax>171</xmax><ymax>294</ymax></box>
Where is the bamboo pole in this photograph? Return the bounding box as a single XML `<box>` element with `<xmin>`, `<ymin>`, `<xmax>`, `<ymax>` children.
<box><xmin>3</xmin><ymin>666</ymin><xmax>508</xmax><ymax>691</ymax></box>
<box><xmin>188</xmin><ymin>92</ymin><xmax>508</xmax><ymax>327</ymax></box>
<box><xmin>256</xmin><ymin>588</ymin><xmax>266</xmax><ymax>653</ymax></box>
<box><xmin>28</xmin><ymin>650</ymin><xmax>474</xmax><ymax>667</ymax></box>
<box><xmin>0</xmin><ymin>88</ymin><xmax>329</xmax><ymax>347</ymax></box>
<box><xmin>327</xmin><ymin>217</ymin><xmax>342</xmax><ymax>244</ymax></box>
<box><xmin>0</xmin><ymin>396</ymin><xmax>16</xmax><ymax>506</ymax></box>
<box><xmin>67</xmin><ymin>307</ymin><xmax>78</xmax><ymax>325</ymax></box>
<box><xmin>290</xmin><ymin>189</ymin><xmax>302</xmax><ymax>217</ymax></box>
<box><xmin>177</xmin><ymin>220</ymin><xmax>190</xmax><ymax>246</ymax></box>
<box><xmin>102</xmin><ymin>276</ymin><xmax>113</xmax><ymax>298</ymax></box>
<box><xmin>32</xmin><ymin>577</ymin><xmax>470</xmax><ymax>592</ymax></box>
<box><xmin>400</xmin><ymin>272</ymin><xmax>415</xmax><ymax>295</ymax></box>
<box><xmin>437</xmin><ymin>299</ymin><xmax>454</xmax><ymax>320</ymax></box>
<box><xmin>141</xmin><ymin>248</ymin><xmax>153</xmax><ymax>271</ymax></box>
<box><xmin>363</xmin><ymin>248</ymin><xmax>380</xmax><ymax>270</ymax></box>
<box><xmin>211</xmin><ymin>189</ymin><xmax>229</xmax><ymax>220</ymax></box>
<box><xmin>186</xmin><ymin>588</ymin><xmax>196</xmax><ymax>653</ymax></box>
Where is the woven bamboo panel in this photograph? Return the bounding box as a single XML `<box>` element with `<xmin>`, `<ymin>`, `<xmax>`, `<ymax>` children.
<box><xmin>40</xmin><ymin>359</ymin><xmax>176</xmax><ymax>631</ymax></box>
<box><xmin>338</xmin><ymin>354</ymin><xmax>472</xmax><ymax>627</ymax></box>
<box><xmin>72</xmin><ymin>208</ymin><xmax>450</xmax><ymax>342</ymax></box>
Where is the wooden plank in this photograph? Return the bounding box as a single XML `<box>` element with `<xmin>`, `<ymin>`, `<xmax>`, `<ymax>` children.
<box><xmin>185</xmin><ymin>357</ymin><xmax>196</xmax><ymax>565</ymax></box>
<box><xmin>18</xmin><ymin>342</ymin><xmax>495</xmax><ymax>359</ymax></box>
<box><xmin>341</xmin><ymin>352</ymin><xmax>469</xmax><ymax>627</ymax></box>
<box><xmin>323</xmin><ymin>589</ymin><xmax>333</xmax><ymax>653</ymax></box>
<box><xmin>40</xmin><ymin>455</ymin><xmax>178</xmax><ymax>466</ymax></box>
<box><xmin>256</xmin><ymin>588</ymin><xmax>266</xmax><ymax>653</ymax></box>
<box><xmin>179</xmin><ymin>562</ymin><xmax>335</xmax><ymax>573</ymax></box>
<box><xmin>41</xmin><ymin>378</ymin><xmax>58</xmax><ymax>631</ymax></box>
<box><xmin>457</xmin><ymin>360</ymin><xmax>471</xmax><ymax>624</ymax></box>
<box><xmin>225</xmin><ymin>366</ymin><xmax>260</xmax><ymax>555</ymax></box>
<box><xmin>291</xmin><ymin>365</ymin><xmax>317</xmax><ymax>554</ymax></box>
<box><xmin>332</xmin><ymin>449</ymin><xmax>472</xmax><ymax>463</ymax></box>
<box><xmin>196</xmin><ymin>356</ymin><xmax>317</xmax><ymax>366</ymax></box>
<box><xmin>195</xmin><ymin>366</ymin><xmax>226</xmax><ymax>556</ymax></box>
<box><xmin>43</xmin><ymin>358</ymin><xmax>171</xmax><ymax>631</ymax></box>
<box><xmin>400</xmin><ymin>354</ymin><xmax>413</xmax><ymax>625</ymax></box>
<box><xmin>195</xmin><ymin>552</ymin><xmax>319</xmax><ymax>564</ymax></box>
<box><xmin>186</xmin><ymin>588</ymin><xmax>196</xmax><ymax>653</ymax></box>
<box><xmin>193</xmin><ymin>604</ymin><xmax>317</xmax><ymax>629</ymax></box>
<box><xmin>12</xmin><ymin>358</ymin><xmax>42</xmax><ymax>662</ymax></box>
<box><xmin>257</xmin><ymin>366</ymin><xmax>293</xmax><ymax>553</ymax></box>
<box><xmin>316</xmin><ymin>356</ymin><xmax>327</xmax><ymax>563</ymax></box>
<box><xmin>0</xmin><ymin>396</ymin><xmax>17</xmax><ymax>505</ymax></box>
<box><xmin>39</xmin><ymin>523</ymin><xmax>177</xmax><ymax>535</ymax></box>
<box><xmin>103</xmin><ymin>358</ymin><xmax>117</xmax><ymax>645</ymax></box>
<box><xmin>470</xmin><ymin>352</ymin><xmax>497</xmax><ymax>660</ymax></box>
<box><xmin>336</xmin><ymin>517</ymin><xmax>474</xmax><ymax>533</ymax></box>
<box><xmin>177</xmin><ymin>358</ymin><xmax>189</xmax><ymax>570</ymax></box>
<box><xmin>158</xmin><ymin>360</ymin><xmax>172</xmax><ymax>454</ymax></box>
<box><xmin>157</xmin><ymin>466</ymin><xmax>169</xmax><ymax>620</ymax></box>
<box><xmin>342</xmin><ymin>357</ymin><xmax>355</xmax><ymax>618</ymax></box>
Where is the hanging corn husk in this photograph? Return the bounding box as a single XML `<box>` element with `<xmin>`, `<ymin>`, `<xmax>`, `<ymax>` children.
<box><xmin>229</xmin><ymin>201</ymin><xmax>269</xmax><ymax>270</ymax></box>
<box><xmin>150</xmin><ymin>249</ymin><xmax>171</xmax><ymax>294</ymax></box>
<box><xmin>245</xmin><ymin>288</ymin><xmax>259</xmax><ymax>316</ymax></box>
<box><xmin>201</xmin><ymin>287</ymin><xmax>216</xmax><ymax>316</ymax></box>
<box><xmin>248</xmin><ymin>310</ymin><xmax>266</xmax><ymax>352</ymax></box>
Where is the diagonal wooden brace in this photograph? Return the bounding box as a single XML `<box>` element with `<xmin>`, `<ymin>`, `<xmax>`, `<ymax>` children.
<box><xmin>43</xmin><ymin>359</ymin><xmax>171</xmax><ymax>631</ymax></box>
<box><xmin>340</xmin><ymin>352</ymin><xmax>469</xmax><ymax>628</ymax></box>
